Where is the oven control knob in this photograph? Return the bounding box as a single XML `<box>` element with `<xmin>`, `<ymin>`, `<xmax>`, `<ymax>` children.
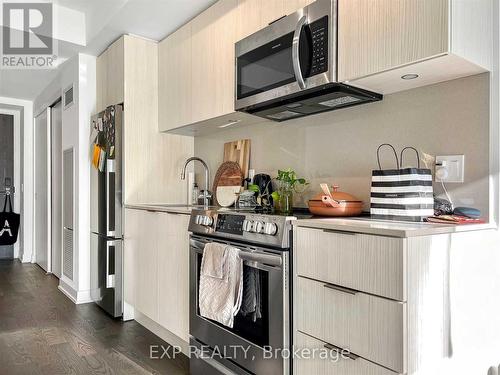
<box><xmin>243</xmin><ymin>219</ymin><xmax>254</xmax><ymax>232</ymax></box>
<box><xmin>202</xmin><ymin>216</ymin><xmax>213</xmax><ymax>226</ymax></box>
<box><xmin>254</xmin><ymin>221</ymin><xmax>265</xmax><ymax>233</ymax></box>
<box><xmin>197</xmin><ymin>215</ymin><xmax>213</xmax><ymax>227</ymax></box>
<box><xmin>263</xmin><ymin>222</ymin><xmax>278</xmax><ymax>236</ymax></box>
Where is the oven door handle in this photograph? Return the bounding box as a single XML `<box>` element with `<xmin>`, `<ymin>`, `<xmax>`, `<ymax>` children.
<box><xmin>190</xmin><ymin>240</ymin><xmax>282</xmax><ymax>268</ymax></box>
<box><xmin>190</xmin><ymin>238</ymin><xmax>206</xmax><ymax>250</ymax></box>
<box><xmin>292</xmin><ymin>15</ymin><xmax>308</xmax><ymax>90</ymax></box>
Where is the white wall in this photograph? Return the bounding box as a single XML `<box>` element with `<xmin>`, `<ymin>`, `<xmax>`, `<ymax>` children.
<box><xmin>195</xmin><ymin>74</ymin><xmax>491</xmax><ymax>218</ymax></box>
<box><xmin>34</xmin><ymin>53</ymin><xmax>96</xmax><ymax>303</ymax></box>
<box><xmin>0</xmin><ymin>97</ymin><xmax>33</xmax><ymax>263</ymax></box>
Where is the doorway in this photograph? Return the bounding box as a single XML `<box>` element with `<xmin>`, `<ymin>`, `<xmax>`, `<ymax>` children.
<box><xmin>0</xmin><ymin>114</ymin><xmax>14</xmax><ymax>259</ymax></box>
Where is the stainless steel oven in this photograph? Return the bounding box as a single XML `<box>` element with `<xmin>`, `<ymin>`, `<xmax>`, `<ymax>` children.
<box><xmin>235</xmin><ymin>0</ymin><xmax>382</xmax><ymax>121</ymax></box>
<box><xmin>188</xmin><ymin>209</ymin><xmax>294</xmax><ymax>375</ymax></box>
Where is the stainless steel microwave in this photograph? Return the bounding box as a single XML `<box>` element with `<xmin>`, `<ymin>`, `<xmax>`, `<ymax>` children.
<box><xmin>235</xmin><ymin>0</ymin><xmax>382</xmax><ymax>121</ymax></box>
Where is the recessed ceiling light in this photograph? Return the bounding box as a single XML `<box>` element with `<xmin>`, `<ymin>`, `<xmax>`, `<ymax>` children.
<box><xmin>401</xmin><ymin>74</ymin><xmax>419</xmax><ymax>80</ymax></box>
<box><xmin>218</xmin><ymin>119</ymin><xmax>241</xmax><ymax>128</ymax></box>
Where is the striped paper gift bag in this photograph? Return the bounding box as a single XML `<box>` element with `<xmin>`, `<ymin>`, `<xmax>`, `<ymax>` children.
<box><xmin>371</xmin><ymin>145</ymin><xmax>434</xmax><ymax>222</ymax></box>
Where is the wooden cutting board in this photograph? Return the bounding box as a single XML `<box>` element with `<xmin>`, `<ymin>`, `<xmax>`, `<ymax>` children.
<box><xmin>212</xmin><ymin>161</ymin><xmax>243</xmax><ymax>206</ymax></box>
<box><xmin>223</xmin><ymin>139</ymin><xmax>251</xmax><ymax>179</ymax></box>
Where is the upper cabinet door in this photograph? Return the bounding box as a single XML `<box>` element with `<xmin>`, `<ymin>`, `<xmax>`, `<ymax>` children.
<box><xmin>158</xmin><ymin>23</ymin><xmax>192</xmax><ymax>132</ymax></box>
<box><xmin>236</xmin><ymin>0</ymin><xmax>313</xmax><ymax>41</ymax></box>
<box><xmin>338</xmin><ymin>0</ymin><xmax>449</xmax><ymax>82</ymax></box>
<box><xmin>106</xmin><ymin>37</ymin><xmax>125</xmax><ymax>106</ymax></box>
<box><xmin>96</xmin><ymin>49</ymin><xmax>109</xmax><ymax>113</ymax></box>
<box><xmin>282</xmin><ymin>0</ymin><xmax>314</xmax><ymax>18</ymax></box>
<box><xmin>96</xmin><ymin>37</ymin><xmax>125</xmax><ymax>111</ymax></box>
<box><xmin>191</xmin><ymin>0</ymin><xmax>238</xmax><ymax>124</ymax></box>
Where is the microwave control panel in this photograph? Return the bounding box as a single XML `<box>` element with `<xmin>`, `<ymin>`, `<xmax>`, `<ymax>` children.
<box><xmin>310</xmin><ymin>16</ymin><xmax>329</xmax><ymax>76</ymax></box>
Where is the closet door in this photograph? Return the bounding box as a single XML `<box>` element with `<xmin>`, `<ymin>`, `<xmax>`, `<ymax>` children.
<box><xmin>51</xmin><ymin>100</ymin><xmax>63</xmax><ymax>278</ymax></box>
<box><xmin>62</xmin><ymin>148</ymin><xmax>74</xmax><ymax>281</ymax></box>
<box><xmin>34</xmin><ymin>109</ymin><xmax>50</xmax><ymax>272</ymax></box>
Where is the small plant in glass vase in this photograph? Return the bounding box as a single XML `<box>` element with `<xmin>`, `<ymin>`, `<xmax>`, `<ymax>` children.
<box><xmin>272</xmin><ymin>169</ymin><xmax>309</xmax><ymax>215</ymax></box>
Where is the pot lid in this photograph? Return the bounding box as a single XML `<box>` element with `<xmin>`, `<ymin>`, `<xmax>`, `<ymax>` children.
<box><xmin>310</xmin><ymin>185</ymin><xmax>362</xmax><ymax>202</ymax></box>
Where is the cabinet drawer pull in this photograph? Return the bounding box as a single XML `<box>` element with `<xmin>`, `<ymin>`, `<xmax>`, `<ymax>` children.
<box><xmin>322</xmin><ymin>229</ymin><xmax>357</xmax><ymax>236</ymax></box>
<box><xmin>323</xmin><ymin>343</ymin><xmax>359</xmax><ymax>361</ymax></box>
<box><xmin>323</xmin><ymin>283</ymin><xmax>358</xmax><ymax>295</ymax></box>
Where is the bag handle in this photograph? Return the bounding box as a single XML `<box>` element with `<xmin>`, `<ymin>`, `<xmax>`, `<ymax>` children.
<box><xmin>2</xmin><ymin>194</ymin><xmax>13</xmax><ymax>213</ymax></box>
<box><xmin>400</xmin><ymin>147</ymin><xmax>421</xmax><ymax>169</ymax></box>
<box><xmin>377</xmin><ymin>144</ymin><xmax>400</xmax><ymax>170</ymax></box>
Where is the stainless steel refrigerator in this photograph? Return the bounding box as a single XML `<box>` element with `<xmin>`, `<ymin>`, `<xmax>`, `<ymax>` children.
<box><xmin>90</xmin><ymin>105</ymin><xmax>123</xmax><ymax>318</ymax></box>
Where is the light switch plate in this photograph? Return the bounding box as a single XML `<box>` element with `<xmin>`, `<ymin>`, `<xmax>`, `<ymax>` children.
<box><xmin>435</xmin><ymin>155</ymin><xmax>465</xmax><ymax>183</ymax></box>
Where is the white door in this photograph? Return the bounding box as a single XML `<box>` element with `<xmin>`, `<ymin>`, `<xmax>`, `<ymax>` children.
<box><xmin>51</xmin><ymin>100</ymin><xmax>62</xmax><ymax>278</ymax></box>
<box><xmin>35</xmin><ymin>110</ymin><xmax>50</xmax><ymax>272</ymax></box>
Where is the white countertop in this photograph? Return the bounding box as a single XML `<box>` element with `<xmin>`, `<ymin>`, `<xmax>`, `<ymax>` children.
<box><xmin>294</xmin><ymin>217</ymin><xmax>495</xmax><ymax>237</ymax></box>
<box><xmin>125</xmin><ymin>203</ymin><xmax>495</xmax><ymax>237</ymax></box>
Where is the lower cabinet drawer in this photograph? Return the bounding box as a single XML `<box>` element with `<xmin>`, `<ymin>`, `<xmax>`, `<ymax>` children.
<box><xmin>294</xmin><ymin>331</ymin><xmax>401</xmax><ymax>375</ymax></box>
<box><xmin>295</xmin><ymin>226</ymin><xmax>406</xmax><ymax>301</ymax></box>
<box><xmin>295</xmin><ymin>276</ymin><xmax>406</xmax><ymax>373</ymax></box>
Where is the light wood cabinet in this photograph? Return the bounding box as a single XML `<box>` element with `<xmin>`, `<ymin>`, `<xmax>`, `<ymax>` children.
<box><xmin>294</xmin><ymin>331</ymin><xmax>401</xmax><ymax>375</ymax></box>
<box><xmin>158</xmin><ymin>0</ymin><xmax>314</xmax><ymax>133</ymax></box>
<box><xmin>97</xmin><ymin>35</ymin><xmax>194</xmax><ymax>204</ymax></box>
<box><xmin>124</xmin><ymin>208</ymin><xmax>191</xmax><ymax>343</ymax></box>
<box><xmin>96</xmin><ymin>48</ymin><xmax>108</xmax><ymax>113</ymax></box>
<box><xmin>96</xmin><ymin>37</ymin><xmax>124</xmax><ymax>112</ymax></box>
<box><xmin>295</xmin><ymin>226</ymin><xmax>405</xmax><ymax>301</ymax></box>
<box><xmin>294</xmin><ymin>226</ymin><xmax>453</xmax><ymax>375</ymax></box>
<box><xmin>339</xmin><ymin>0</ymin><xmax>493</xmax><ymax>94</ymax></box>
<box><xmin>158</xmin><ymin>24</ymin><xmax>192</xmax><ymax>132</ymax></box>
<box><xmin>236</xmin><ymin>0</ymin><xmax>313</xmax><ymax>40</ymax></box>
<box><xmin>157</xmin><ymin>0</ymin><xmax>492</xmax><ymax>132</ymax></box>
<box><xmin>191</xmin><ymin>0</ymin><xmax>238</xmax><ymax>124</ymax></box>
<box><xmin>157</xmin><ymin>212</ymin><xmax>190</xmax><ymax>342</ymax></box>
<box><xmin>106</xmin><ymin>37</ymin><xmax>125</xmax><ymax>108</ymax></box>
<box><xmin>296</xmin><ymin>276</ymin><xmax>405</xmax><ymax>373</ymax></box>
<box><xmin>130</xmin><ymin>209</ymin><xmax>159</xmax><ymax>321</ymax></box>
<box><xmin>338</xmin><ymin>0</ymin><xmax>449</xmax><ymax>82</ymax></box>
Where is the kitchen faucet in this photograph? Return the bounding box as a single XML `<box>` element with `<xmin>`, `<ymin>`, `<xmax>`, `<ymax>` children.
<box><xmin>181</xmin><ymin>157</ymin><xmax>212</xmax><ymax>207</ymax></box>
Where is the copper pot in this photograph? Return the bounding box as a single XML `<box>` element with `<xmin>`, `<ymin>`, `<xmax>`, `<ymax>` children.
<box><xmin>308</xmin><ymin>185</ymin><xmax>364</xmax><ymax>217</ymax></box>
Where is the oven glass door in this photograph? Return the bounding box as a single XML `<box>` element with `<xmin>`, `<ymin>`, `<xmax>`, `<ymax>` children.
<box><xmin>194</xmin><ymin>249</ymin><xmax>271</xmax><ymax>347</ymax></box>
<box><xmin>237</xmin><ymin>27</ymin><xmax>313</xmax><ymax>100</ymax></box>
<box><xmin>190</xmin><ymin>237</ymin><xmax>285</xmax><ymax>349</ymax></box>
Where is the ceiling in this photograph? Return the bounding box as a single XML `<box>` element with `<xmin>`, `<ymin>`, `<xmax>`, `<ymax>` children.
<box><xmin>0</xmin><ymin>0</ymin><xmax>217</xmax><ymax>100</ymax></box>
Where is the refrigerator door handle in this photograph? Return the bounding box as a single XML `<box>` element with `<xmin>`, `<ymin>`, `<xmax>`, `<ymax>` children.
<box><xmin>106</xmin><ymin>240</ymin><xmax>117</xmax><ymax>289</ymax></box>
<box><xmin>106</xmin><ymin>159</ymin><xmax>116</xmax><ymax>237</ymax></box>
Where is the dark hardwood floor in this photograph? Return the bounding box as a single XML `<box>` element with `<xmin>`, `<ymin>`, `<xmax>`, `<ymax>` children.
<box><xmin>0</xmin><ymin>260</ymin><xmax>189</xmax><ymax>375</ymax></box>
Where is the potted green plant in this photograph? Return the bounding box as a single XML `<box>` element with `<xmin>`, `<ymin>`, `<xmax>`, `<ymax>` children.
<box><xmin>272</xmin><ymin>169</ymin><xmax>309</xmax><ymax>215</ymax></box>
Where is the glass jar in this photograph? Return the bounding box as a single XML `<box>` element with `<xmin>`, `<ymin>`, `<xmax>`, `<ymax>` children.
<box><xmin>275</xmin><ymin>182</ymin><xmax>294</xmax><ymax>215</ymax></box>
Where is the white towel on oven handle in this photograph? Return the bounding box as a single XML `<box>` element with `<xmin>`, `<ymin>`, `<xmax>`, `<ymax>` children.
<box><xmin>199</xmin><ymin>243</ymin><xmax>243</xmax><ymax>328</ymax></box>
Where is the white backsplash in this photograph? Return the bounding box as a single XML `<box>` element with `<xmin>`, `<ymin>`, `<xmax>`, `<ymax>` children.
<box><xmin>194</xmin><ymin>73</ymin><xmax>490</xmax><ymax>217</ymax></box>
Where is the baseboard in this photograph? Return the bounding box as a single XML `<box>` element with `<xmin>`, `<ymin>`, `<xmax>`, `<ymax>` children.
<box><xmin>76</xmin><ymin>289</ymin><xmax>93</xmax><ymax>304</ymax></box>
<box><xmin>123</xmin><ymin>301</ymin><xmax>135</xmax><ymax>321</ymax></box>
<box><xmin>58</xmin><ymin>280</ymin><xmax>78</xmax><ymax>303</ymax></box>
<box><xmin>134</xmin><ymin>310</ymin><xmax>189</xmax><ymax>356</ymax></box>
<box><xmin>58</xmin><ymin>280</ymin><xmax>93</xmax><ymax>305</ymax></box>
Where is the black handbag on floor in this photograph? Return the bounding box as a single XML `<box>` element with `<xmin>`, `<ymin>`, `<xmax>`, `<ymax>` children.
<box><xmin>0</xmin><ymin>194</ymin><xmax>20</xmax><ymax>245</ymax></box>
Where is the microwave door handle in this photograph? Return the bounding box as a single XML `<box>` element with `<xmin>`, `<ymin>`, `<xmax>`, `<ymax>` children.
<box><xmin>292</xmin><ymin>15</ymin><xmax>307</xmax><ymax>90</ymax></box>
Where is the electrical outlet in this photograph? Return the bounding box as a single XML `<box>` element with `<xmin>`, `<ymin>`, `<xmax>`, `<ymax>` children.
<box><xmin>435</xmin><ymin>155</ymin><xmax>465</xmax><ymax>183</ymax></box>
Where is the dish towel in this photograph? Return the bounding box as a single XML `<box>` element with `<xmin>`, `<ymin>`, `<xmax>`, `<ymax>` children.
<box><xmin>240</xmin><ymin>267</ymin><xmax>262</xmax><ymax>322</ymax></box>
<box><xmin>199</xmin><ymin>243</ymin><xmax>243</xmax><ymax>328</ymax></box>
